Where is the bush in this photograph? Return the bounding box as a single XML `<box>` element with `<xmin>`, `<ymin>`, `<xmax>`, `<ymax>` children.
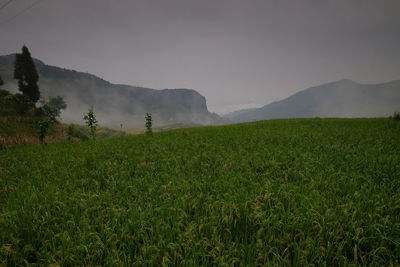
<box><xmin>66</xmin><ymin>124</ymin><xmax>90</xmax><ymax>141</ymax></box>
<box><xmin>0</xmin><ymin>89</ymin><xmax>11</xmax><ymax>98</ymax></box>
<box><xmin>393</xmin><ymin>112</ymin><xmax>400</xmax><ymax>122</ymax></box>
<box><xmin>12</xmin><ymin>93</ymin><xmax>33</xmax><ymax>115</ymax></box>
<box><xmin>0</xmin><ymin>91</ymin><xmax>35</xmax><ymax>116</ymax></box>
<box><xmin>83</xmin><ymin>108</ymin><xmax>98</xmax><ymax>140</ymax></box>
<box><xmin>38</xmin><ymin>96</ymin><xmax>67</xmax><ymax>123</ymax></box>
<box><xmin>145</xmin><ymin>113</ymin><xmax>153</xmax><ymax>135</ymax></box>
<box><xmin>37</xmin><ymin>119</ymin><xmax>50</xmax><ymax>144</ymax></box>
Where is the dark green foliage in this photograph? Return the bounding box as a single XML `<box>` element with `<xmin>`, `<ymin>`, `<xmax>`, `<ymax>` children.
<box><xmin>0</xmin><ymin>75</ymin><xmax>3</xmax><ymax>86</ymax></box>
<box><xmin>0</xmin><ymin>89</ymin><xmax>30</xmax><ymax>114</ymax></box>
<box><xmin>145</xmin><ymin>112</ymin><xmax>153</xmax><ymax>135</ymax></box>
<box><xmin>83</xmin><ymin>107</ymin><xmax>98</xmax><ymax>139</ymax></box>
<box><xmin>0</xmin><ymin>89</ymin><xmax>32</xmax><ymax>116</ymax></box>
<box><xmin>67</xmin><ymin>124</ymin><xmax>89</xmax><ymax>141</ymax></box>
<box><xmin>38</xmin><ymin>96</ymin><xmax>67</xmax><ymax>123</ymax></box>
<box><xmin>14</xmin><ymin>46</ymin><xmax>40</xmax><ymax>104</ymax></box>
<box><xmin>0</xmin><ymin>89</ymin><xmax>11</xmax><ymax>99</ymax></box>
<box><xmin>37</xmin><ymin>119</ymin><xmax>50</xmax><ymax>143</ymax></box>
<box><xmin>0</xmin><ymin>90</ymin><xmax>14</xmax><ymax>116</ymax></box>
<box><xmin>66</xmin><ymin>124</ymin><xmax>76</xmax><ymax>141</ymax></box>
<box><xmin>0</xmin><ymin>119</ymin><xmax>399</xmax><ymax>265</ymax></box>
<box><xmin>35</xmin><ymin>97</ymin><xmax>66</xmax><ymax>143</ymax></box>
<box><xmin>393</xmin><ymin>112</ymin><xmax>400</xmax><ymax>121</ymax></box>
<box><xmin>14</xmin><ymin>94</ymin><xmax>30</xmax><ymax>115</ymax></box>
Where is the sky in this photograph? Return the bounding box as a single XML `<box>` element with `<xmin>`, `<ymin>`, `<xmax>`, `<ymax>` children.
<box><xmin>0</xmin><ymin>0</ymin><xmax>399</xmax><ymax>114</ymax></box>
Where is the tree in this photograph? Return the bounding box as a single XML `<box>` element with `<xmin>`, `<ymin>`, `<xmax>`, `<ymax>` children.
<box><xmin>35</xmin><ymin>96</ymin><xmax>67</xmax><ymax>143</ymax></box>
<box><xmin>83</xmin><ymin>107</ymin><xmax>98</xmax><ymax>140</ymax></box>
<box><xmin>37</xmin><ymin>119</ymin><xmax>50</xmax><ymax>144</ymax></box>
<box><xmin>145</xmin><ymin>113</ymin><xmax>153</xmax><ymax>135</ymax></box>
<box><xmin>39</xmin><ymin>96</ymin><xmax>67</xmax><ymax>123</ymax></box>
<box><xmin>0</xmin><ymin>75</ymin><xmax>3</xmax><ymax>87</ymax></box>
<box><xmin>14</xmin><ymin>45</ymin><xmax>40</xmax><ymax>104</ymax></box>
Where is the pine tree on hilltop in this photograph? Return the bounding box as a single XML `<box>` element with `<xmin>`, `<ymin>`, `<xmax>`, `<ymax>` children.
<box><xmin>14</xmin><ymin>45</ymin><xmax>40</xmax><ymax>104</ymax></box>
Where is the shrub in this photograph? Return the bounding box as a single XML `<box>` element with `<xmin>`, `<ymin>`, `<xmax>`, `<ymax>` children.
<box><xmin>37</xmin><ymin>119</ymin><xmax>50</xmax><ymax>144</ymax></box>
<box><xmin>393</xmin><ymin>112</ymin><xmax>400</xmax><ymax>122</ymax></box>
<box><xmin>66</xmin><ymin>124</ymin><xmax>75</xmax><ymax>141</ymax></box>
<box><xmin>67</xmin><ymin>124</ymin><xmax>89</xmax><ymax>141</ymax></box>
<box><xmin>83</xmin><ymin>108</ymin><xmax>98</xmax><ymax>140</ymax></box>
<box><xmin>38</xmin><ymin>96</ymin><xmax>67</xmax><ymax>123</ymax></box>
<box><xmin>0</xmin><ymin>89</ymin><xmax>11</xmax><ymax>98</ymax></box>
<box><xmin>12</xmin><ymin>93</ymin><xmax>33</xmax><ymax>115</ymax></box>
<box><xmin>145</xmin><ymin>113</ymin><xmax>153</xmax><ymax>135</ymax></box>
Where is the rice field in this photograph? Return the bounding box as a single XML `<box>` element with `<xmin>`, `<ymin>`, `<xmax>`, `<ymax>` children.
<box><xmin>0</xmin><ymin>118</ymin><xmax>399</xmax><ymax>265</ymax></box>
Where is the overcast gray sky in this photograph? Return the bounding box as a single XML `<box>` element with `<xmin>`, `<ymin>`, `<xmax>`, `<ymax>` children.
<box><xmin>1</xmin><ymin>0</ymin><xmax>399</xmax><ymax>114</ymax></box>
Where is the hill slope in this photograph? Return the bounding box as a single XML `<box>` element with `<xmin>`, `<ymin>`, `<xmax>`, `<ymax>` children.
<box><xmin>0</xmin><ymin>54</ymin><xmax>226</xmax><ymax>128</ymax></box>
<box><xmin>226</xmin><ymin>79</ymin><xmax>400</xmax><ymax>122</ymax></box>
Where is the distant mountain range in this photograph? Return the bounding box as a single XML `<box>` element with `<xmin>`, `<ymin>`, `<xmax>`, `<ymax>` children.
<box><xmin>0</xmin><ymin>54</ymin><xmax>226</xmax><ymax>129</ymax></box>
<box><xmin>225</xmin><ymin>79</ymin><xmax>400</xmax><ymax>123</ymax></box>
<box><xmin>2</xmin><ymin>53</ymin><xmax>398</xmax><ymax>127</ymax></box>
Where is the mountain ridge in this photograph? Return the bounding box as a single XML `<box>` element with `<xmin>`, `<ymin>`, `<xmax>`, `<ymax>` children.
<box><xmin>0</xmin><ymin>54</ymin><xmax>227</xmax><ymax>129</ymax></box>
<box><xmin>225</xmin><ymin>79</ymin><xmax>400</xmax><ymax>122</ymax></box>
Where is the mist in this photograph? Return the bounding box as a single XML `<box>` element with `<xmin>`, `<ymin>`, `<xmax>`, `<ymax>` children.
<box><xmin>227</xmin><ymin>79</ymin><xmax>400</xmax><ymax>123</ymax></box>
<box><xmin>0</xmin><ymin>54</ymin><xmax>226</xmax><ymax>129</ymax></box>
<box><xmin>0</xmin><ymin>0</ymin><xmax>399</xmax><ymax>113</ymax></box>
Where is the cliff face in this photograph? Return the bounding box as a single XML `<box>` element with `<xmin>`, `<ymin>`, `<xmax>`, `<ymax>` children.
<box><xmin>0</xmin><ymin>54</ymin><xmax>226</xmax><ymax>128</ymax></box>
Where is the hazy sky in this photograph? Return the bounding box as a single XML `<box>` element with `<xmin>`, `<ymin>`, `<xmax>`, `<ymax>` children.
<box><xmin>1</xmin><ymin>0</ymin><xmax>399</xmax><ymax>114</ymax></box>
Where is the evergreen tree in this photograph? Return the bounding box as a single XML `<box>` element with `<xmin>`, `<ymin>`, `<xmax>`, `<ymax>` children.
<box><xmin>14</xmin><ymin>45</ymin><xmax>40</xmax><ymax>104</ymax></box>
<box><xmin>0</xmin><ymin>75</ymin><xmax>3</xmax><ymax>87</ymax></box>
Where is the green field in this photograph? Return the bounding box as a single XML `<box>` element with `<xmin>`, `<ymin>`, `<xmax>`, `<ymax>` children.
<box><xmin>1</xmin><ymin>118</ymin><xmax>399</xmax><ymax>265</ymax></box>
